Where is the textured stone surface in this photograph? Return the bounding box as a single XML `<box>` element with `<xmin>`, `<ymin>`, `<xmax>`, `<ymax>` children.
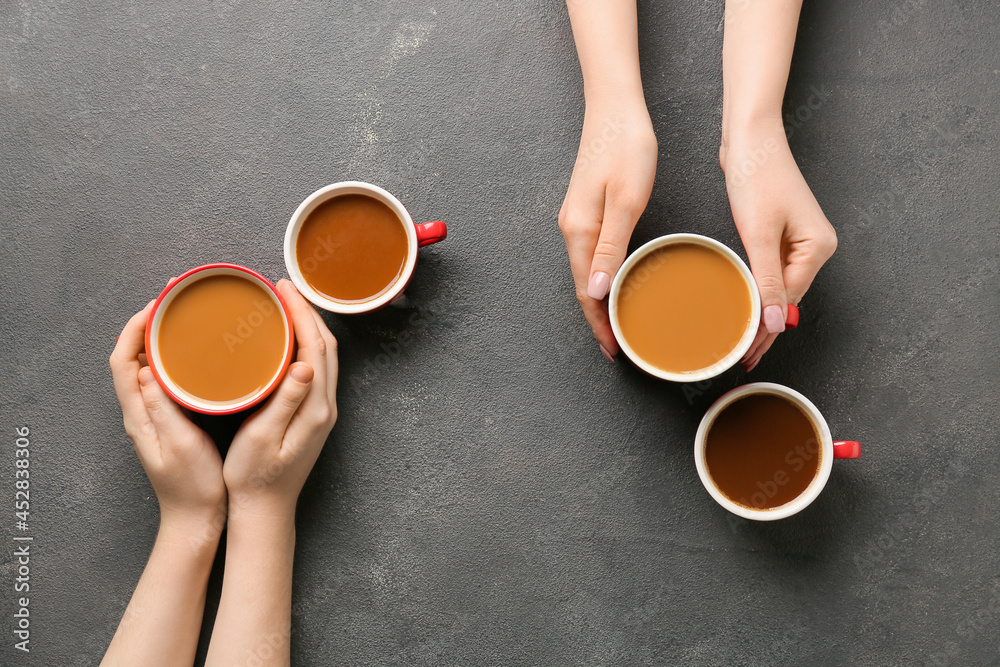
<box><xmin>1</xmin><ymin>1</ymin><xmax>998</xmax><ymax>665</ymax></box>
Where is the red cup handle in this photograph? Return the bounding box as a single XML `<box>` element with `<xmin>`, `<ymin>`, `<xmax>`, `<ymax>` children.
<box><xmin>785</xmin><ymin>304</ymin><xmax>800</xmax><ymax>330</ymax></box>
<box><xmin>833</xmin><ymin>440</ymin><xmax>861</xmax><ymax>459</ymax></box>
<box><xmin>415</xmin><ymin>221</ymin><xmax>447</xmax><ymax>247</ymax></box>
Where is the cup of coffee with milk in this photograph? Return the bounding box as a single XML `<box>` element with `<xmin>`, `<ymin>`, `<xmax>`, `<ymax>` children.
<box><xmin>609</xmin><ymin>233</ymin><xmax>798</xmax><ymax>382</ymax></box>
<box><xmin>284</xmin><ymin>181</ymin><xmax>446</xmax><ymax>314</ymax></box>
<box><xmin>145</xmin><ymin>264</ymin><xmax>296</xmax><ymax>414</ymax></box>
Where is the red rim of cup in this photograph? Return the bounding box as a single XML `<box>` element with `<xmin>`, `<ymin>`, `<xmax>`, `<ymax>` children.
<box><xmin>144</xmin><ymin>263</ymin><xmax>296</xmax><ymax>415</ymax></box>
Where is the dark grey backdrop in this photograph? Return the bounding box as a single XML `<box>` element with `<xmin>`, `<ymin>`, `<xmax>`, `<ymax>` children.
<box><xmin>2</xmin><ymin>1</ymin><xmax>999</xmax><ymax>665</ymax></box>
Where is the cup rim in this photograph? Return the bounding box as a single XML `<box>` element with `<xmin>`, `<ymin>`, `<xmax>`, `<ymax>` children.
<box><xmin>608</xmin><ymin>233</ymin><xmax>762</xmax><ymax>383</ymax></box>
<box><xmin>694</xmin><ymin>382</ymin><xmax>834</xmax><ymax>521</ymax></box>
<box><xmin>144</xmin><ymin>263</ymin><xmax>295</xmax><ymax>415</ymax></box>
<box><xmin>283</xmin><ymin>181</ymin><xmax>418</xmax><ymax>314</ymax></box>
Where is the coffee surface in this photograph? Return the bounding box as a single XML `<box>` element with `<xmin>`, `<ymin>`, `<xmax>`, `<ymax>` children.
<box><xmin>616</xmin><ymin>243</ymin><xmax>751</xmax><ymax>373</ymax></box>
<box><xmin>704</xmin><ymin>393</ymin><xmax>821</xmax><ymax>510</ymax></box>
<box><xmin>158</xmin><ymin>274</ymin><xmax>286</xmax><ymax>403</ymax></box>
<box><xmin>297</xmin><ymin>193</ymin><xmax>408</xmax><ymax>303</ymax></box>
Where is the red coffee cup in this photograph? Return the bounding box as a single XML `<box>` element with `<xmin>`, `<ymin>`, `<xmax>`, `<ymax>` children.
<box><xmin>283</xmin><ymin>181</ymin><xmax>446</xmax><ymax>314</ymax></box>
<box><xmin>695</xmin><ymin>382</ymin><xmax>860</xmax><ymax>520</ymax></box>
<box><xmin>145</xmin><ymin>264</ymin><xmax>295</xmax><ymax>415</ymax></box>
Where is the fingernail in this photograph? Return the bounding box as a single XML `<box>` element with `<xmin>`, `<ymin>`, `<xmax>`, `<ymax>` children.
<box><xmin>289</xmin><ymin>363</ymin><xmax>313</xmax><ymax>383</ymax></box>
<box><xmin>745</xmin><ymin>358</ymin><xmax>760</xmax><ymax>373</ymax></box>
<box><xmin>763</xmin><ymin>305</ymin><xmax>785</xmax><ymax>334</ymax></box>
<box><xmin>138</xmin><ymin>366</ymin><xmax>155</xmax><ymax>386</ymax></box>
<box><xmin>587</xmin><ymin>271</ymin><xmax>611</xmax><ymax>300</ymax></box>
<box><xmin>599</xmin><ymin>344</ymin><xmax>615</xmax><ymax>363</ymax></box>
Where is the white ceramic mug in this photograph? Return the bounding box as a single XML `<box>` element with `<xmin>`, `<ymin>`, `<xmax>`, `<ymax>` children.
<box><xmin>694</xmin><ymin>382</ymin><xmax>861</xmax><ymax>521</ymax></box>
<box><xmin>609</xmin><ymin>233</ymin><xmax>768</xmax><ymax>382</ymax></box>
<box><xmin>283</xmin><ymin>181</ymin><xmax>446</xmax><ymax>314</ymax></box>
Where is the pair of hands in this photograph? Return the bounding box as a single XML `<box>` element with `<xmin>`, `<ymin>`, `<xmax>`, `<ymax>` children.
<box><xmin>558</xmin><ymin>105</ymin><xmax>837</xmax><ymax>371</ymax></box>
<box><xmin>109</xmin><ymin>278</ymin><xmax>338</xmax><ymax>531</ymax></box>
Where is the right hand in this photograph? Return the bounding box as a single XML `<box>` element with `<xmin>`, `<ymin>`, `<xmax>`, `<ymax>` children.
<box><xmin>558</xmin><ymin>97</ymin><xmax>657</xmax><ymax>361</ymax></box>
<box><xmin>223</xmin><ymin>279</ymin><xmax>339</xmax><ymax>518</ymax></box>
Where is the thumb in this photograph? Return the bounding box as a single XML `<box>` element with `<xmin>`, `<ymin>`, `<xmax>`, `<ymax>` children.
<box><xmin>255</xmin><ymin>362</ymin><xmax>314</xmax><ymax>432</ymax></box>
<box><xmin>743</xmin><ymin>232</ymin><xmax>788</xmax><ymax>334</ymax></box>
<box><xmin>137</xmin><ymin>366</ymin><xmax>193</xmax><ymax>439</ymax></box>
<box><xmin>586</xmin><ymin>202</ymin><xmax>639</xmax><ymax>301</ymax></box>
<box><xmin>781</xmin><ymin>226</ymin><xmax>838</xmax><ymax>306</ymax></box>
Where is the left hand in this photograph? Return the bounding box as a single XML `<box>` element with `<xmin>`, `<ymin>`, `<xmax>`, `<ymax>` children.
<box><xmin>721</xmin><ymin>121</ymin><xmax>838</xmax><ymax>371</ymax></box>
<box><xmin>110</xmin><ymin>299</ymin><xmax>227</xmax><ymax>528</ymax></box>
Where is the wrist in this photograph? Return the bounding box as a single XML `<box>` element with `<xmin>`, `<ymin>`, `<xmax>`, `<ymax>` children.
<box><xmin>583</xmin><ymin>80</ymin><xmax>648</xmax><ymax>113</ymax></box>
<box><xmin>720</xmin><ymin>114</ymin><xmax>789</xmax><ymax>176</ymax></box>
<box><xmin>228</xmin><ymin>491</ymin><xmax>297</xmax><ymax>527</ymax></box>
<box><xmin>226</xmin><ymin>500</ymin><xmax>296</xmax><ymax>551</ymax></box>
<box><xmin>721</xmin><ymin>110</ymin><xmax>785</xmax><ymax>153</ymax></box>
<box><xmin>157</xmin><ymin>506</ymin><xmax>226</xmax><ymax>556</ymax></box>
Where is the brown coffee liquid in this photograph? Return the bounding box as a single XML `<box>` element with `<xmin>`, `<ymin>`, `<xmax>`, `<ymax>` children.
<box><xmin>704</xmin><ymin>393</ymin><xmax>821</xmax><ymax>510</ymax></box>
<box><xmin>296</xmin><ymin>194</ymin><xmax>408</xmax><ymax>303</ymax></box>
<box><xmin>616</xmin><ymin>243</ymin><xmax>752</xmax><ymax>373</ymax></box>
<box><xmin>158</xmin><ymin>274</ymin><xmax>286</xmax><ymax>403</ymax></box>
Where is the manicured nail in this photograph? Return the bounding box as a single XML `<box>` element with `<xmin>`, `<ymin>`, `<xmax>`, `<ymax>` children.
<box><xmin>290</xmin><ymin>363</ymin><xmax>314</xmax><ymax>383</ymax></box>
<box><xmin>138</xmin><ymin>366</ymin><xmax>155</xmax><ymax>386</ymax></box>
<box><xmin>599</xmin><ymin>344</ymin><xmax>615</xmax><ymax>363</ymax></box>
<box><xmin>587</xmin><ymin>271</ymin><xmax>611</xmax><ymax>300</ymax></box>
<box><xmin>763</xmin><ymin>305</ymin><xmax>785</xmax><ymax>334</ymax></box>
<box><xmin>745</xmin><ymin>357</ymin><xmax>760</xmax><ymax>373</ymax></box>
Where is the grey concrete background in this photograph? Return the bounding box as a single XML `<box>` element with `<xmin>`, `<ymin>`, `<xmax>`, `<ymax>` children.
<box><xmin>1</xmin><ymin>0</ymin><xmax>998</xmax><ymax>665</ymax></box>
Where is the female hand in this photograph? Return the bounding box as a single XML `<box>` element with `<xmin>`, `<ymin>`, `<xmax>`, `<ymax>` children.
<box><xmin>558</xmin><ymin>98</ymin><xmax>658</xmax><ymax>361</ymax></box>
<box><xmin>109</xmin><ymin>300</ymin><xmax>227</xmax><ymax>528</ymax></box>
<box><xmin>105</xmin><ymin>295</ymin><xmax>228</xmax><ymax>667</ymax></box>
<box><xmin>223</xmin><ymin>279</ymin><xmax>339</xmax><ymax>518</ymax></box>
<box><xmin>721</xmin><ymin>120</ymin><xmax>838</xmax><ymax>371</ymax></box>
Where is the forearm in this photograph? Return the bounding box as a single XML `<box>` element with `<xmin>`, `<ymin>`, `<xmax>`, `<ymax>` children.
<box><xmin>721</xmin><ymin>0</ymin><xmax>803</xmax><ymax>143</ymax></box>
<box><xmin>567</xmin><ymin>0</ymin><xmax>646</xmax><ymax>105</ymax></box>
<box><xmin>205</xmin><ymin>506</ymin><xmax>296</xmax><ymax>667</ymax></box>
<box><xmin>101</xmin><ymin>514</ymin><xmax>220</xmax><ymax>667</ymax></box>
